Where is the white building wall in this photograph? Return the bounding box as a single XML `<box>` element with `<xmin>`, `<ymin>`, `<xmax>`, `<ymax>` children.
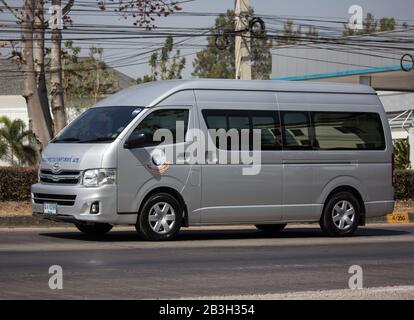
<box><xmin>0</xmin><ymin>95</ymin><xmax>28</xmax><ymax>124</ymax></box>
<box><xmin>377</xmin><ymin>91</ymin><xmax>414</xmax><ymax>140</ymax></box>
<box><xmin>0</xmin><ymin>95</ymin><xmax>28</xmax><ymax>167</ymax></box>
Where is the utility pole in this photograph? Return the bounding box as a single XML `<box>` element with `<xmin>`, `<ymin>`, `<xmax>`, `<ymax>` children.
<box><xmin>50</xmin><ymin>0</ymin><xmax>67</xmax><ymax>133</ymax></box>
<box><xmin>235</xmin><ymin>0</ymin><xmax>251</xmax><ymax>80</ymax></box>
<box><xmin>21</xmin><ymin>0</ymin><xmax>52</xmax><ymax>150</ymax></box>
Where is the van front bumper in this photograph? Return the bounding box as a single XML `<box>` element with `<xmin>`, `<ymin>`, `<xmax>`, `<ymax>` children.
<box><xmin>31</xmin><ymin>183</ymin><xmax>118</xmax><ymax>224</ymax></box>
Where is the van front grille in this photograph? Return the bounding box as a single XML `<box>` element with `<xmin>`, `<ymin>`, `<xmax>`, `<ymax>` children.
<box><xmin>39</xmin><ymin>169</ymin><xmax>81</xmax><ymax>185</ymax></box>
<box><xmin>33</xmin><ymin>193</ymin><xmax>76</xmax><ymax>206</ymax></box>
<box><xmin>40</xmin><ymin>177</ymin><xmax>79</xmax><ymax>184</ymax></box>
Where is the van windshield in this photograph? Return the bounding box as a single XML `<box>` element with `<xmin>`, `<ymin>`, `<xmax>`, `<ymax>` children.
<box><xmin>53</xmin><ymin>106</ymin><xmax>143</xmax><ymax>143</ymax></box>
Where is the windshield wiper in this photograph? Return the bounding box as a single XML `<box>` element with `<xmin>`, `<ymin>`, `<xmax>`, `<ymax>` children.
<box><xmin>52</xmin><ymin>138</ymin><xmax>81</xmax><ymax>143</ymax></box>
<box><xmin>79</xmin><ymin>137</ymin><xmax>115</xmax><ymax>143</ymax></box>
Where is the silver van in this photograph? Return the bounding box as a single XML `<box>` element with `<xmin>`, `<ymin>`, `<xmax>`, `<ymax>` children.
<box><xmin>31</xmin><ymin>80</ymin><xmax>394</xmax><ymax>240</ymax></box>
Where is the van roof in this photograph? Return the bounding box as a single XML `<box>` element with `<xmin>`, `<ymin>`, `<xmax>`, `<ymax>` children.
<box><xmin>93</xmin><ymin>79</ymin><xmax>377</xmax><ymax>108</ymax></box>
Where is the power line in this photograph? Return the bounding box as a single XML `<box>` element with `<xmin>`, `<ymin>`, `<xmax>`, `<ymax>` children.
<box><xmin>2</xmin><ymin>5</ymin><xmax>414</xmax><ymax>79</ymax></box>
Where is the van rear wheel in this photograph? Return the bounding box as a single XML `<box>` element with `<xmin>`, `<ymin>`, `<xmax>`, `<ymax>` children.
<box><xmin>255</xmin><ymin>224</ymin><xmax>287</xmax><ymax>233</ymax></box>
<box><xmin>136</xmin><ymin>193</ymin><xmax>183</xmax><ymax>241</ymax></box>
<box><xmin>75</xmin><ymin>223</ymin><xmax>113</xmax><ymax>235</ymax></box>
<box><xmin>320</xmin><ymin>191</ymin><xmax>360</xmax><ymax>237</ymax></box>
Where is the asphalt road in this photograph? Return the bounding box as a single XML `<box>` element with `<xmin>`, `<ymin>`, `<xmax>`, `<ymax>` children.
<box><xmin>0</xmin><ymin>224</ymin><xmax>413</xmax><ymax>299</ymax></box>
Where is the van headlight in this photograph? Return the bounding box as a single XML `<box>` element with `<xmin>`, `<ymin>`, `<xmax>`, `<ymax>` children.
<box><xmin>82</xmin><ymin>169</ymin><xmax>116</xmax><ymax>187</ymax></box>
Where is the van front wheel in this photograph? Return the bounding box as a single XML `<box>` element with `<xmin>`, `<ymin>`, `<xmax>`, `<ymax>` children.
<box><xmin>136</xmin><ymin>193</ymin><xmax>183</xmax><ymax>241</ymax></box>
<box><xmin>320</xmin><ymin>191</ymin><xmax>360</xmax><ymax>237</ymax></box>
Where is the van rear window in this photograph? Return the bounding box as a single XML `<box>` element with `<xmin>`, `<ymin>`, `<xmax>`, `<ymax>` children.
<box><xmin>312</xmin><ymin>112</ymin><xmax>386</xmax><ymax>150</ymax></box>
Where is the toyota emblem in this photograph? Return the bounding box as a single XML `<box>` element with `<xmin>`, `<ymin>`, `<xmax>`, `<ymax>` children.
<box><xmin>51</xmin><ymin>162</ymin><xmax>61</xmax><ymax>174</ymax></box>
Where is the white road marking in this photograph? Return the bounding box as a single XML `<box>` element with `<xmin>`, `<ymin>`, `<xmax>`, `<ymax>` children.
<box><xmin>178</xmin><ymin>285</ymin><xmax>414</xmax><ymax>300</ymax></box>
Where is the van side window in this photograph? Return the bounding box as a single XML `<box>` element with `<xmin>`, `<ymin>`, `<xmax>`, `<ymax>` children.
<box><xmin>202</xmin><ymin>110</ymin><xmax>282</xmax><ymax>150</ymax></box>
<box><xmin>203</xmin><ymin>110</ymin><xmax>250</xmax><ymax>150</ymax></box>
<box><xmin>312</xmin><ymin>112</ymin><xmax>385</xmax><ymax>150</ymax></box>
<box><xmin>131</xmin><ymin>109</ymin><xmax>189</xmax><ymax>146</ymax></box>
<box><xmin>281</xmin><ymin>111</ymin><xmax>312</xmax><ymax>150</ymax></box>
<box><xmin>251</xmin><ymin>111</ymin><xmax>282</xmax><ymax>150</ymax></box>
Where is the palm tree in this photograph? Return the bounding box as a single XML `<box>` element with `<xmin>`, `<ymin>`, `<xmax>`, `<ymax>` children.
<box><xmin>0</xmin><ymin>116</ymin><xmax>37</xmax><ymax>166</ymax></box>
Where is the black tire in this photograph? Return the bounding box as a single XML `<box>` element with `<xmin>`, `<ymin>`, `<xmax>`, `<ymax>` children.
<box><xmin>320</xmin><ymin>191</ymin><xmax>361</xmax><ymax>237</ymax></box>
<box><xmin>136</xmin><ymin>193</ymin><xmax>183</xmax><ymax>241</ymax></box>
<box><xmin>255</xmin><ymin>223</ymin><xmax>287</xmax><ymax>233</ymax></box>
<box><xmin>75</xmin><ymin>222</ymin><xmax>113</xmax><ymax>235</ymax></box>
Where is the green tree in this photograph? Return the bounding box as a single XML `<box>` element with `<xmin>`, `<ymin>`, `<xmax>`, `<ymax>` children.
<box><xmin>137</xmin><ymin>36</ymin><xmax>186</xmax><ymax>84</ymax></box>
<box><xmin>343</xmin><ymin>13</ymin><xmax>395</xmax><ymax>36</ymax></box>
<box><xmin>379</xmin><ymin>17</ymin><xmax>396</xmax><ymax>32</ymax></box>
<box><xmin>362</xmin><ymin>13</ymin><xmax>378</xmax><ymax>33</ymax></box>
<box><xmin>0</xmin><ymin>116</ymin><xmax>37</xmax><ymax>166</ymax></box>
<box><xmin>306</xmin><ymin>25</ymin><xmax>318</xmax><ymax>38</ymax></box>
<box><xmin>277</xmin><ymin>19</ymin><xmax>303</xmax><ymax>45</ymax></box>
<box><xmin>61</xmin><ymin>41</ymin><xmax>119</xmax><ymax>115</ymax></box>
<box><xmin>394</xmin><ymin>138</ymin><xmax>410</xmax><ymax>170</ymax></box>
<box><xmin>192</xmin><ymin>9</ymin><xmax>272</xmax><ymax>80</ymax></box>
<box><xmin>273</xmin><ymin>21</ymin><xmax>318</xmax><ymax>47</ymax></box>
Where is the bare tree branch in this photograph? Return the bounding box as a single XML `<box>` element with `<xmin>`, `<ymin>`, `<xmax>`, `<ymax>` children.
<box><xmin>62</xmin><ymin>0</ymin><xmax>75</xmax><ymax>15</ymax></box>
<box><xmin>97</xmin><ymin>0</ymin><xmax>182</xmax><ymax>30</ymax></box>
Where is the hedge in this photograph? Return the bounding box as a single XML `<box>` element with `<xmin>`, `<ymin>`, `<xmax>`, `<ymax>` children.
<box><xmin>0</xmin><ymin>167</ymin><xmax>38</xmax><ymax>202</ymax></box>
<box><xmin>395</xmin><ymin>169</ymin><xmax>414</xmax><ymax>200</ymax></box>
<box><xmin>0</xmin><ymin>166</ymin><xmax>414</xmax><ymax>202</ymax></box>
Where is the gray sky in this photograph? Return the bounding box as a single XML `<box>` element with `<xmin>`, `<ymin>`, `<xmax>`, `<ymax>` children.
<box><xmin>2</xmin><ymin>0</ymin><xmax>414</xmax><ymax>79</ymax></box>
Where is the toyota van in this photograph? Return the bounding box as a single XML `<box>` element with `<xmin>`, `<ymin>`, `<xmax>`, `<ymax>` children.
<box><xmin>31</xmin><ymin>80</ymin><xmax>394</xmax><ymax>240</ymax></box>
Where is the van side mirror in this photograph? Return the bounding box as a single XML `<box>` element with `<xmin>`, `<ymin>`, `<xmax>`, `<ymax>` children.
<box><xmin>124</xmin><ymin>132</ymin><xmax>148</xmax><ymax>149</ymax></box>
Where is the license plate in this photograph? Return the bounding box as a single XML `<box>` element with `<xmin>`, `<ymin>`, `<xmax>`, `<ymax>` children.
<box><xmin>43</xmin><ymin>203</ymin><xmax>57</xmax><ymax>215</ymax></box>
